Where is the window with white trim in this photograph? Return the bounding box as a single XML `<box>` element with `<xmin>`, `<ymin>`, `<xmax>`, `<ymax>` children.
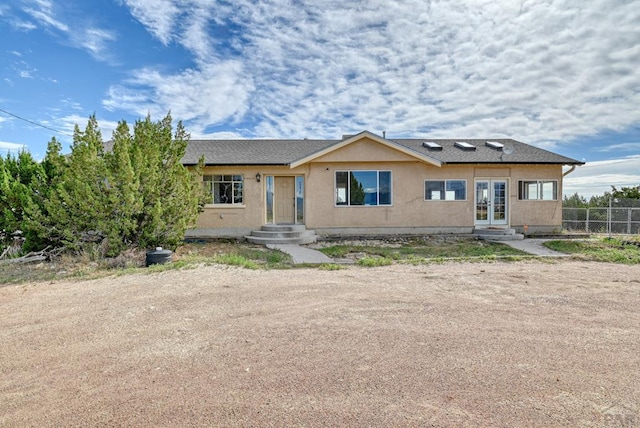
<box><xmin>518</xmin><ymin>180</ymin><xmax>557</xmax><ymax>200</ymax></box>
<box><xmin>425</xmin><ymin>180</ymin><xmax>466</xmax><ymax>200</ymax></box>
<box><xmin>335</xmin><ymin>170</ymin><xmax>392</xmax><ymax>206</ymax></box>
<box><xmin>204</xmin><ymin>175</ymin><xmax>244</xmax><ymax>205</ymax></box>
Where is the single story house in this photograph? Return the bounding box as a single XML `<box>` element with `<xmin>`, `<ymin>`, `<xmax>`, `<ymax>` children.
<box><xmin>182</xmin><ymin>131</ymin><xmax>583</xmax><ymax>239</ymax></box>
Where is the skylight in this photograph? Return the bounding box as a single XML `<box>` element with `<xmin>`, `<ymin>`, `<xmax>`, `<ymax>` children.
<box><xmin>422</xmin><ymin>141</ymin><xmax>442</xmax><ymax>150</ymax></box>
<box><xmin>486</xmin><ymin>141</ymin><xmax>504</xmax><ymax>150</ymax></box>
<box><xmin>454</xmin><ymin>141</ymin><xmax>476</xmax><ymax>151</ymax></box>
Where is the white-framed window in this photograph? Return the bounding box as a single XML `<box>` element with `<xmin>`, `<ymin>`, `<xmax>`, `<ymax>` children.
<box><xmin>204</xmin><ymin>174</ymin><xmax>244</xmax><ymax>205</ymax></box>
<box><xmin>518</xmin><ymin>180</ymin><xmax>557</xmax><ymax>200</ymax></box>
<box><xmin>425</xmin><ymin>180</ymin><xmax>466</xmax><ymax>201</ymax></box>
<box><xmin>335</xmin><ymin>170</ymin><xmax>392</xmax><ymax>206</ymax></box>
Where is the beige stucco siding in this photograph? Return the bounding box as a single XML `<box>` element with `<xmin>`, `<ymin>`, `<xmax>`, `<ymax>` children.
<box><xmin>304</xmin><ymin>162</ymin><xmax>475</xmax><ymax>230</ymax></box>
<box><xmin>189</xmin><ymin>137</ymin><xmax>567</xmax><ymax>237</ymax></box>
<box><xmin>194</xmin><ymin>165</ymin><xmax>308</xmax><ymax>233</ymax></box>
<box><xmin>311</xmin><ymin>138</ymin><xmax>423</xmax><ymax>163</ymax></box>
<box><xmin>508</xmin><ymin>165</ymin><xmax>565</xmax><ymax>232</ymax></box>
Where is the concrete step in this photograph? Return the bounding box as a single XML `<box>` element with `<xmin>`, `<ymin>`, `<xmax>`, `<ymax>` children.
<box><xmin>477</xmin><ymin>233</ymin><xmax>525</xmax><ymax>241</ymax></box>
<box><xmin>260</xmin><ymin>224</ymin><xmax>308</xmax><ymax>232</ymax></box>
<box><xmin>474</xmin><ymin>227</ymin><xmax>524</xmax><ymax>241</ymax></box>
<box><xmin>245</xmin><ymin>224</ymin><xmax>318</xmax><ymax>245</ymax></box>
<box><xmin>249</xmin><ymin>230</ymin><xmax>317</xmax><ymax>239</ymax></box>
<box><xmin>474</xmin><ymin>227</ymin><xmax>516</xmax><ymax>235</ymax></box>
<box><xmin>246</xmin><ymin>235</ymin><xmax>318</xmax><ymax>245</ymax></box>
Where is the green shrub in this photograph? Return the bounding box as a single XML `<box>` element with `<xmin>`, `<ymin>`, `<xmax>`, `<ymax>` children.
<box><xmin>357</xmin><ymin>256</ymin><xmax>393</xmax><ymax>267</ymax></box>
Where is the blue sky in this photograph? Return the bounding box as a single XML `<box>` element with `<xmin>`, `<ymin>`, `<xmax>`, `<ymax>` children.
<box><xmin>1</xmin><ymin>0</ymin><xmax>639</xmax><ymax>198</ymax></box>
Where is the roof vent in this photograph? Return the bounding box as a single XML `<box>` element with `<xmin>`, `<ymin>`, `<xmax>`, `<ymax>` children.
<box><xmin>422</xmin><ymin>141</ymin><xmax>442</xmax><ymax>150</ymax></box>
<box><xmin>455</xmin><ymin>141</ymin><xmax>476</xmax><ymax>151</ymax></box>
<box><xmin>485</xmin><ymin>141</ymin><xmax>504</xmax><ymax>150</ymax></box>
<box><xmin>341</xmin><ymin>134</ymin><xmax>356</xmax><ymax>140</ymax></box>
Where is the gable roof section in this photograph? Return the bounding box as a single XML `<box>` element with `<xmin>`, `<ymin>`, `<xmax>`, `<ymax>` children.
<box><xmin>289</xmin><ymin>131</ymin><xmax>442</xmax><ymax>168</ymax></box>
<box><xmin>180</xmin><ymin>132</ymin><xmax>583</xmax><ymax>167</ymax></box>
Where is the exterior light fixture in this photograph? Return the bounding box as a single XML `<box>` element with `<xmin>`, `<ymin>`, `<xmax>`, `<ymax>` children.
<box><xmin>255</xmin><ymin>172</ymin><xmax>261</xmax><ymax>182</ymax></box>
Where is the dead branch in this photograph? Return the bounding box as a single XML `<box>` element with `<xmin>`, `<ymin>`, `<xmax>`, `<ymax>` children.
<box><xmin>0</xmin><ymin>246</ymin><xmax>63</xmax><ymax>265</ymax></box>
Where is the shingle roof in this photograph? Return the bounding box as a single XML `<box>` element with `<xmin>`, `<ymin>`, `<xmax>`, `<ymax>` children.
<box><xmin>182</xmin><ymin>139</ymin><xmax>336</xmax><ymax>165</ymax></box>
<box><xmin>183</xmin><ymin>136</ymin><xmax>583</xmax><ymax>166</ymax></box>
<box><xmin>392</xmin><ymin>138</ymin><xmax>583</xmax><ymax>165</ymax></box>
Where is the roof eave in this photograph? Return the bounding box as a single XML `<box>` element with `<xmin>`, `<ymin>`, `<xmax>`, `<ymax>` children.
<box><xmin>442</xmin><ymin>161</ymin><xmax>585</xmax><ymax>165</ymax></box>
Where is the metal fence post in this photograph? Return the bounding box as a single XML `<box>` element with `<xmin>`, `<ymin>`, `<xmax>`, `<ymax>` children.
<box><xmin>586</xmin><ymin>208</ymin><xmax>590</xmax><ymax>233</ymax></box>
<box><xmin>608</xmin><ymin>197</ymin><xmax>612</xmax><ymax>235</ymax></box>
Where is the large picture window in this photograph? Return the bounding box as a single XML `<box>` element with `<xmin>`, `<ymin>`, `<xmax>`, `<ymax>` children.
<box><xmin>425</xmin><ymin>180</ymin><xmax>466</xmax><ymax>200</ymax></box>
<box><xmin>335</xmin><ymin>170</ymin><xmax>392</xmax><ymax>206</ymax></box>
<box><xmin>204</xmin><ymin>175</ymin><xmax>244</xmax><ymax>205</ymax></box>
<box><xmin>518</xmin><ymin>180</ymin><xmax>557</xmax><ymax>200</ymax></box>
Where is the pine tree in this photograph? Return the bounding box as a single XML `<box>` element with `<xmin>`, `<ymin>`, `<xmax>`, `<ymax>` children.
<box><xmin>0</xmin><ymin>151</ymin><xmax>46</xmax><ymax>251</ymax></box>
<box><xmin>103</xmin><ymin>120</ymin><xmax>143</xmax><ymax>252</ymax></box>
<box><xmin>129</xmin><ymin>113</ymin><xmax>202</xmax><ymax>250</ymax></box>
<box><xmin>22</xmin><ymin>137</ymin><xmax>66</xmax><ymax>251</ymax></box>
<box><xmin>40</xmin><ymin>115</ymin><xmax>114</xmax><ymax>253</ymax></box>
<box><xmin>22</xmin><ymin>113</ymin><xmax>203</xmax><ymax>257</ymax></box>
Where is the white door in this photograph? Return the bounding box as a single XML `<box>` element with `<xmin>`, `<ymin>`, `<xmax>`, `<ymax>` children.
<box><xmin>475</xmin><ymin>180</ymin><xmax>508</xmax><ymax>226</ymax></box>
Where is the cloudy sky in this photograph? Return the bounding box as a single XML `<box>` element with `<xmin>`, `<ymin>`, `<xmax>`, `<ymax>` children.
<box><xmin>1</xmin><ymin>0</ymin><xmax>639</xmax><ymax>197</ymax></box>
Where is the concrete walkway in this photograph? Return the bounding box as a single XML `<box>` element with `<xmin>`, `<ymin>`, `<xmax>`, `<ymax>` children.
<box><xmin>267</xmin><ymin>244</ymin><xmax>333</xmax><ymax>264</ymax></box>
<box><xmin>269</xmin><ymin>238</ymin><xmax>569</xmax><ymax>264</ymax></box>
<box><xmin>498</xmin><ymin>238</ymin><xmax>570</xmax><ymax>257</ymax></box>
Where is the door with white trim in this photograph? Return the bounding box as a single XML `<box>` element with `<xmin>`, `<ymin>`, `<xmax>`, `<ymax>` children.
<box><xmin>475</xmin><ymin>179</ymin><xmax>508</xmax><ymax>226</ymax></box>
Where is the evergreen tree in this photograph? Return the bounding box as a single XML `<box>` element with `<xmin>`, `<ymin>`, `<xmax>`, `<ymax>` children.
<box><xmin>129</xmin><ymin>114</ymin><xmax>202</xmax><ymax>249</ymax></box>
<box><xmin>103</xmin><ymin>121</ymin><xmax>142</xmax><ymax>250</ymax></box>
<box><xmin>563</xmin><ymin>192</ymin><xmax>588</xmax><ymax>208</ymax></box>
<box><xmin>349</xmin><ymin>173</ymin><xmax>366</xmax><ymax>205</ymax></box>
<box><xmin>21</xmin><ymin>113</ymin><xmax>203</xmax><ymax>257</ymax></box>
<box><xmin>38</xmin><ymin>115</ymin><xmax>114</xmax><ymax>253</ymax></box>
<box><xmin>0</xmin><ymin>151</ymin><xmax>46</xmax><ymax>250</ymax></box>
<box><xmin>22</xmin><ymin>137</ymin><xmax>66</xmax><ymax>251</ymax></box>
<box><xmin>611</xmin><ymin>185</ymin><xmax>640</xmax><ymax>199</ymax></box>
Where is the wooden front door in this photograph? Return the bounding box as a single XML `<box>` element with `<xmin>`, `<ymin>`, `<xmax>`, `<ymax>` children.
<box><xmin>274</xmin><ymin>176</ymin><xmax>295</xmax><ymax>224</ymax></box>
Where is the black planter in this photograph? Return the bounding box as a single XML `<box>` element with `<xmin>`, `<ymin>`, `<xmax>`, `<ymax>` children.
<box><xmin>146</xmin><ymin>248</ymin><xmax>173</xmax><ymax>267</ymax></box>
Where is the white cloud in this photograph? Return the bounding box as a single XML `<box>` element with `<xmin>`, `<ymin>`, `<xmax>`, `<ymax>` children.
<box><xmin>107</xmin><ymin>0</ymin><xmax>640</xmax><ymax>149</ymax></box>
<box><xmin>23</xmin><ymin>5</ymin><xmax>69</xmax><ymax>32</ymax></box>
<box><xmin>103</xmin><ymin>61</ymin><xmax>254</xmax><ymax>135</ymax></box>
<box><xmin>598</xmin><ymin>142</ymin><xmax>640</xmax><ymax>153</ymax></box>
<box><xmin>563</xmin><ymin>156</ymin><xmax>640</xmax><ymax>197</ymax></box>
<box><xmin>191</xmin><ymin>130</ymin><xmax>246</xmax><ymax>140</ymax></box>
<box><xmin>12</xmin><ymin>20</ymin><xmax>38</xmax><ymax>31</ymax></box>
<box><xmin>0</xmin><ymin>141</ymin><xmax>28</xmax><ymax>152</ymax></box>
<box><xmin>51</xmin><ymin>115</ymin><xmax>119</xmax><ymax>142</ymax></box>
<box><xmin>20</xmin><ymin>1</ymin><xmax>115</xmax><ymax>61</ymax></box>
<box><xmin>122</xmin><ymin>0</ymin><xmax>180</xmax><ymax>45</ymax></box>
<box><xmin>74</xmin><ymin>27</ymin><xmax>117</xmax><ymax>61</ymax></box>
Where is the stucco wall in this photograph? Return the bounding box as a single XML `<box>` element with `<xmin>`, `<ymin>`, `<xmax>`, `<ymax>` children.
<box><xmin>193</xmin><ymin>165</ymin><xmax>308</xmax><ymax>234</ymax></box>
<box><xmin>304</xmin><ymin>162</ymin><xmax>475</xmax><ymax>230</ymax></box>
<box><xmin>507</xmin><ymin>165</ymin><xmax>565</xmax><ymax>233</ymax></box>
<box><xmin>189</xmin><ymin>137</ymin><xmax>566</xmax><ymax>237</ymax></box>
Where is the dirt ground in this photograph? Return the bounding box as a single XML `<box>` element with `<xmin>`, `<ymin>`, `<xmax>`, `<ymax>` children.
<box><xmin>1</xmin><ymin>260</ymin><xmax>639</xmax><ymax>427</ymax></box>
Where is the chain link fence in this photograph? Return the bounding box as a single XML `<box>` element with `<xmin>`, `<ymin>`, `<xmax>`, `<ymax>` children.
<box><xmin>563</xmin><ymin>198</ymin><xmax>640</xmax><ymax>234</ymax></box>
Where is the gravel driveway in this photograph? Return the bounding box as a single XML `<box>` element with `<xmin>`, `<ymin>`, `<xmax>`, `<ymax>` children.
<box><xmin>1</xmin><ymin>260</ymin><xmax>639</xmax><ymax>427</ymax></box>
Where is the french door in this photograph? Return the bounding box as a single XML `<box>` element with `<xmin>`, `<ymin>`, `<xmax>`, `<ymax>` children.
<box><xmin>475</xmin><ymin>179</ymin><xmax>508</xmax><ymax>226</ymax></box>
